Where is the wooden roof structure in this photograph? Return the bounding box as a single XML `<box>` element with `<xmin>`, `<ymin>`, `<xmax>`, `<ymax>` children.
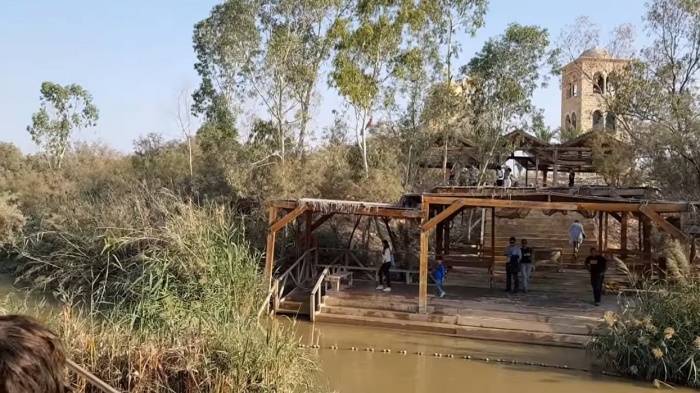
<box><xmin>420</xmin><ymin>130</ymin><xmax>617</xmax><ymax>173</ymax></box>
<box><xmin>265</xmin><ymin>186</ymin><xmax>698</xmax><ymax>313</ymax></box>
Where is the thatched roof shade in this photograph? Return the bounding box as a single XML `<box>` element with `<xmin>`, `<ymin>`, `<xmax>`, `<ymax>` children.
<box><xmin>269</xmin><ymin>198</ymin><xmax>424</xmax><ymax>219</ymax></box>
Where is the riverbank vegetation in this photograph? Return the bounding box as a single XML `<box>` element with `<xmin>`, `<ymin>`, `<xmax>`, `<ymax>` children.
<box><xmin>1</xmin><ymin>0</ymin><xmax>700</xmax><ymax>390</ymax></box>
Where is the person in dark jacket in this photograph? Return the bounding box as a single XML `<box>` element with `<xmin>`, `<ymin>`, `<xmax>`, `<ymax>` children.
<box><xmin>504</xmin><ymin>237</ymin><xmax>521</xmax><ymax>293</ymax></box>
<box><xmin>434</xmin><ymin>259</ymin><xmax>447</xmax><ymax>298</ymax></box>
<box><xmin>568</xmin><ymin>168</ymin><xmax>576</xmax><ymax>187</ymax></box>
<box><xmin>584</xmin><ymin>247</ymin><xmax>607</xmax><ymax>305</ymax></box>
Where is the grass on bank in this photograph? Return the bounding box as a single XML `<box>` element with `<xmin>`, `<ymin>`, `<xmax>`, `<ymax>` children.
<box><xmin>588</xmin><ymin>240</ymin><xmax>700</xmax><ymax>388</ymax></box>
<box><xmin>6</xmin><ymin>190</ymin><xmax>320</xmax><ymax>392</ymax></box>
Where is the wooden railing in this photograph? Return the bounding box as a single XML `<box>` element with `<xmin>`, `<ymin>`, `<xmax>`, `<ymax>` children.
<box><xmin>309</xmin><ymin>267</ymin><xmax>330</xmax><ymax>322</ymax></box>
<box><xmin>272</xmin><ymin>248</ymin><xmax>318</xmax><ymax>311</ymax></box>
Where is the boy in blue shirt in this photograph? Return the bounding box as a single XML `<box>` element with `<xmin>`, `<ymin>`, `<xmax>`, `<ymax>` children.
<box><xmin>504</xmin><ymin>237</ymin><xmax>521</xmax><ymax>293</ymax></box>
<box><xmin>434</xmin><ymin>259</ymin><xmax>447</xmax><ymax>298</ymax></box>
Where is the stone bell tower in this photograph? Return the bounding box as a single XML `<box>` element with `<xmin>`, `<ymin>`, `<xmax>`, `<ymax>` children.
<box><xmin>560</xmin><ymin>49</ymin><xmax>630</xmax><ymax>134</ymax></box>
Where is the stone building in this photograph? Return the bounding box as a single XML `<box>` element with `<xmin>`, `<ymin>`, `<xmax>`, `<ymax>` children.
<box><xmin>560</xmin><ymin>48</ymin><xmax>631</xmax><ymax>134</ymax></box>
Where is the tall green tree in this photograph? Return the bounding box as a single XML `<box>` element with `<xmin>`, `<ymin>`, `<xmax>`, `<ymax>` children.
<box><xmin>461</xmin><ymin>23</ymin><xmax>559</xmax><ymax>172</ymax></box>
<box><xmin>26</xmin><ymin>82</ymin><xmax>99</xmax><ymax>170</ymax></box>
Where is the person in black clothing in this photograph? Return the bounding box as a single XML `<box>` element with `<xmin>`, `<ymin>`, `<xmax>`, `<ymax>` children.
<box><xmin>520</xmin><ymin>239</ymin><xmax>534</xmax><ymax>293</ymax></box>
<box><xmin>584</xmin><ymin>247</ymin><xmax>607</xmax><ymax>305</ymax></box>
<box><xmin>504</xmin><ymin>237</ymin><xmax>521</xmax><ymax>293</ymax></box>
<box><xmin>568</xmin><ymin>168</ymin><xmax>575</xmax><ymax>187</ymax></box>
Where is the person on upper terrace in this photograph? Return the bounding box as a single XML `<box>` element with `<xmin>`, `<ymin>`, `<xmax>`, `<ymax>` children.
<box><xmin>504</xmin><ymin>237</ymin><xmax>521</xmax><ymax>293</ymax></box>
<box><xmin>495</xmin><ymin>165</ymin><xmax>505</xmax><ymax>187</ymax></box>
<box><xmin>569</xmin><ymin>168</ymin><xmax>576</xmax><ymax>187</ymax></box>
<box><xmin>469</xmin><ymin>164</ymin><xmax>479</xmax><ymax>186</ymax></box>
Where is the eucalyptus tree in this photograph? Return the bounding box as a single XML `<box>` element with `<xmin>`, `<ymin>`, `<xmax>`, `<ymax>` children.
<box><xmin>461</xmin><ymin>23</ymin><xmax>559</xmax><ymax>174</ymax></box>
<box><xmin>26</xmin><ymin>82</ymin><xmax>99</xmax><ymax>170</ymax></box>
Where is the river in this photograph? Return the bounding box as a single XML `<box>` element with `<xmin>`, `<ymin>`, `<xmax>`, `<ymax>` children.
<box><xmin>293</xmin><ymin>320</ymin><xmax>687</xmax><ymax>393</ymax></box>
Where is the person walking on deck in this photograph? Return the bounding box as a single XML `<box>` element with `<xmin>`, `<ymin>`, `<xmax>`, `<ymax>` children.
<box><xmin>568</xmin><ymin>220</ymin><xmax>586</xmax><ymax>262</ymax></box>
<box><xmin>520</xmin><ymin>239</ymin><xmax>534</xmax><ymax>292</ymax></box>
<box><xmin>584</xmin><ymin>247</ymin><xmax>607</xmax><ymax>305</ymax></box>
<box><xmin>433</xmin><ymin>259</ymin><xmax>447</xmax><ymax>298</ymax></box>
<box><xmin>376</xmin><ymin>240</ymin><xmax>393</xmax><ymax>292</ymax></box>
<box><xmin>504</xmin><ymin>237</ymin><xmax>521</xmax><ymax>293</ymax></box>
<box><xmin>568</xmin><ymin>168</ymin><xmax>576</xmax><ymax>187</ymax></box>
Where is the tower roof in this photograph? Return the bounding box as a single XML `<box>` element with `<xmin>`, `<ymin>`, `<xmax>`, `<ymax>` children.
<box><xmin>578</xmin><ymin>48</ymin><xmax>612</xmax><ymax>59</ymax></box>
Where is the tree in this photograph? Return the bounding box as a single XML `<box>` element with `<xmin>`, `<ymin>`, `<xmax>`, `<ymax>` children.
<box><xmin>462</xmin><ymin>23</ymin><xmax>559</xmax><ymax>173</ymax></box>
<box><xmin>26</xmin><ymin>82</ymin><xmax>99</xmax><ymax>169</ymax></box>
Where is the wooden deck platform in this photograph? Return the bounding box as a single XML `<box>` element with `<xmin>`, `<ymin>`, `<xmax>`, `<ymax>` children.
<box><xmin>312</xmin><ymin>281</ymin><xmax>614</xmax><ymax>348</ymax></box>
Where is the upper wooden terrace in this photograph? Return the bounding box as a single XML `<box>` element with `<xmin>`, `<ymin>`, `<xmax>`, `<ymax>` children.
<box><xmin>264</xmin><ymin>186</ymin><xmax>697</xmax><ymax>314</ymax></box>
<box><xmin>421</xmin><ymin>129</ymin><xmax>620</xmax><ymax>184</ymax></box>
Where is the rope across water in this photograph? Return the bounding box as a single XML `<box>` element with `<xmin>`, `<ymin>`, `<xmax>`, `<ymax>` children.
<box><xmin>298</xmin><ymin>344</ymin><xmax>624</xmax><ymax>378</ymax></box>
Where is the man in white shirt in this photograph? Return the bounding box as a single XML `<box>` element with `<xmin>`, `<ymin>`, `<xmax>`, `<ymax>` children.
<box><xmin>376</xmin><ymin>240</ymin><xmax>392</xmax><ymax>292</ymax></box>
<box><xmin>568</xmin><ymin>220</ymin><xmax>586</xmax><ymax>262</ymax></box>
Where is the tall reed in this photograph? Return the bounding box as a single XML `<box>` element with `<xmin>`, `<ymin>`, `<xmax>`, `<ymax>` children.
<box><xmin>10</xmin><ymin>190</ymin><xmax>320</xmax><ymax>392</ymax></box>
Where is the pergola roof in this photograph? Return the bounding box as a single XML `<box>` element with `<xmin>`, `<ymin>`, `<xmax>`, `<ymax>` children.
<box><xmin>269</xmin><ymin>198</ymin><xmax>424</xmax><ymax>219</ymax></box>
<box><xmin>420</xmin><ymin>130</ymin><xmax>620</xmax><ymax>172</ymax></box>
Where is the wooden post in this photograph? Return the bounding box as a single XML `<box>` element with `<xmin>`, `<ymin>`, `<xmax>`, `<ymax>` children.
<box><xmin>603</xmin><ymin>212</ymin><xmax>609</xmax><ymax>251</ymax></box>
<box><xmin>534</xmin><ymin>154</ymin><xmax>539</xmax><ymax>186</ymax></box>
<box><xmin>445</xmin><ymin>218</ymin><xmax>451</xmax><ymax>256</ymax></box>
<box><xmin>621</xmin><ymin>211</ymin><xmax>628</xmax><ymax>258</ymax></box>
<box><xmin>490</xmin><ymin>207</ymin><xmax>496</xmax><ymax>269</ymax></box>
<box><xmin>542</xmin><ymin>170</ymin><xmax>548</xmax><ymax>187</ymax></box>
<box><xmin>419</xmin><ymin>202</ymin><xmax>429</xmax><ymax>313</ymax></box>
<box><xmin>264</xmin><ymin>206</ymin><xmax>278</xmax><ymax>285</ymax></box>
<box><xmin>642</xmin><ymin>217</ymin><xmax>651</xmax><ymax>254</ymax></box>
<box><xmin>436</xmin><ymin>211</ymin><xmax>444</xmax><ymax>260</ymax></box>
<box><xmin>552</xmin><ymin>148</ymin><xmax>558</xmax><ymax>187</ymax></box>
<box><xmin>598</xmin><ymin>211</ymin><xmax>604</xmax><ymax>250</ymax></box>
<box><xmin>525</xmin><ymin>168</ymin><xmax>529</xmax><ymax>186</ymax></box>
<box><xmin>304</xmin><ymin>210</ymin><xmax>313</xmax><ymax>278</ymax></box>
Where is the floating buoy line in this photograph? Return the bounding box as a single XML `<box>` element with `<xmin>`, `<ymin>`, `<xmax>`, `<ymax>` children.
<box><xmin>297</xmin><ymin>344</ymin><xmax>624</xmax><ymax>378</ymax></box>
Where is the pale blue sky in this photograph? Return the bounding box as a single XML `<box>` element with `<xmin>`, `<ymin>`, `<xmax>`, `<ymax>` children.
<box><xmin>0</xmin><ymin>0</ymin><xmax>646</xmax><ymax>153</ymax></box>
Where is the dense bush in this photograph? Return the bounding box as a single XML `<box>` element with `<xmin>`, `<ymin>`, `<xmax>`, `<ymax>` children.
<box><xmin>588</xmin><ymin>242</ymin><xmax>700</xmax><ymax>388</ymax></box>
<box><xmin>6</xmin><ymin>190</ymin><xmax>319</xmax><ymax>392</ymax></box>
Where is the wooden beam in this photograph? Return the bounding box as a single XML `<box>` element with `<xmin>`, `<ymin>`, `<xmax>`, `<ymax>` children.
<box><xmin>264</xmin><ymin>206</ymin><xmax>278</xmax><ymax>283</ymax></box>
<box><xmin>310</xmin><ymin>213</ymin><xmax>335</xmax><ymax>232</ymax></box>
<box><xmin>422</xmin><ymin>199</ymin><xmax>466</xmax><ymax>231</ymax></box>
<box><xmin>552</xmin><ymin>148</ymin><xmax>558</xmax><ymax>186</ymax></box>
<box><xmin>421</xmin><ymin>195</ymin><xmax>690</xmax><ymax>213</ymax></box>
<box><xmin>269</xmin><ymin>200</ymin><xmax>423</xmax><ymax>219</ymax></box>
<box><xmin>604</xmin><ymin>212</ymin><xmax>609</xmax><ymax>250</ymax></box>
<box><xmin>270</xmin><ymin>205</ymin><xmax>308</xmax><ymax>233</ymax></box>
<box><xmin>419</xmin><ymin>201</ymin><xmax>429</xmax><ymax>313</ymax></box>
<box><xmin>445</xmin><ymin>218</ymin><xmax>451</xmax><ymax>256</ymax></box>
<box><xmin>639</xmin><ymin>205</ymin><xmax>689</xmax><ymax>242</ymax></box>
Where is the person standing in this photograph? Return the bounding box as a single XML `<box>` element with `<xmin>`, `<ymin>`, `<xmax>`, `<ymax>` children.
<box><xmin>584</xmin><ymin>247</ymin><xmax>607</xmax><ymax>305</ymax></box>
<box><xmin>495</xmin><ymin>165</ymin><xmax>505</xmax><ymax>187</ymax></box>
<box><xmin>504</xmin><ymin>237</ymin><xmax>521</xmax><ymax>293</ymax></box>
<box><xmin>504</xmin><ymin>167</ymin><xmax>515</xmax><ymax>188</ymax></box>
<box><xmin>568</xmin><ymin>219</ymin><xmax>586</xmax><ymax>262</ymax></box>
<box><xmin>469</xmin><ymin>164</ymin><xmax>480</xmax><ymax>186</ymax></box>
<box><xmin>568</xmin><ymin>168</ymin><xmax>576</xmax><ymax>187</ymax></box>
<box><xmin>433</xmin><ymin>259</ymin><xmax>447</xmax><ymax>298</ymax></box>
<box><xmin>520</xmin><ymin>239</ymin><xmax>534</xmax><ymax>293</ymax></box>
<box><xmin>376</xmin><ymin>240</ymin><xmax>392</xmax><ymax>292</ymax></box>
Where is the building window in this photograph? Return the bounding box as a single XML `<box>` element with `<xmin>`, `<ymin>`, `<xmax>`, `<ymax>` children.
<box><xmin>606</xmin><ymin>113</ymin><xmax>616</xmax><ymax>131</ymax></box>
<box><xmin>572</xmin><ymin>83</ymin><xmax>578</xmax><ymax>97</ymax></box>
<box><xmin>593</xmin><ymin>73</ymin><xmax>605</xmax><ymax>94</ymax></box>
<box><xmin>565</xmin><ymin>114</ymin><xmax>571</xmax><ymax>129</ymax></box>
<box><xmin>571</xmin><ymin>112</ymin><xmax>577</xmax><ymax>129</ymax></box>
<box><xmin>593</xmin><ymin>110</ymin><xmax>604</xmax><ymax>129</ymax></box>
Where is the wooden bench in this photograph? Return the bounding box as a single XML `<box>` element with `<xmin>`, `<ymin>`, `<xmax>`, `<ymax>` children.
<box><xmin>318</xmin><ymin>264</ymin><xmax>419</xmax><ymax>285</ymax></box>
<box><xmin>326</xmin><ymin>271</ymin><xmax>353</xmax><ymax>291</ymax></box>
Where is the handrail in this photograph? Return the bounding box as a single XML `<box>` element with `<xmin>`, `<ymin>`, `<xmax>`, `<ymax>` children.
<box><xmin>257</xmin><ymin>280</ymin><xmax>278</xmax><ymax>318</ymax></box>
<box><xmin>67</xmin><ymin>359</ymin><xmax>121</xmax><ymax>393</ymax></box>
<box><xmin>276</xmin><ymin>248</ymin><xmax>316</xmax><ymax>282</ymax></box>
<box><xmin>309</xmin><ymin>267</ymin><xmax>330</xmax><ymax>322</ymax></box>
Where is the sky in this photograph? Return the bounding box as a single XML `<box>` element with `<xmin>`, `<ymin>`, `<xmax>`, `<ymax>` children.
<box><xmin>0</xmin><ymin>0</ymin><xmax>648</xmax><ymax>154</ymax></box>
